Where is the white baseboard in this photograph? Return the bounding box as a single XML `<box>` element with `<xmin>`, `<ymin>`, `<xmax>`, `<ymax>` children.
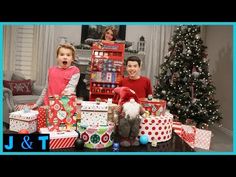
<box><xmin>213</xmin><ymin>124</ymin><xmax>233</xmax><ymax>137</ymax></box>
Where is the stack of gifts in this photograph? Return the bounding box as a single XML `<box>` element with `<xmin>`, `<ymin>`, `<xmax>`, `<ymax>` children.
<box><xmin>173</xmin><ymin>121</ymin><xmax>212</xmax><ymax>150</ymax></box>
<box><xmin>77</xmin><ymin>101</ymin><xmax>115</xmax><ymax>149</ymax></box>
<box><xmin>39</xmin><ymin>95</ymin><xmax>79</xmax><ymax>149</ymax></box>
<box><xmin>9</xmin><ymin>109</ymin><xmax>39</xmax><ymax>133</ymax></box>
<box><xmin>138</xmin><ymin>98</ymin><xmax>174</xmax><ymax>144</ymax></box>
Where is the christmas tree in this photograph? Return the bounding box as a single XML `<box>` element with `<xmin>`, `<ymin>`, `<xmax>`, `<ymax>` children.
<box><xmin>154</xmin><ymin>25</ymin><xmax>222</xmax><ymax>128</ymax></box>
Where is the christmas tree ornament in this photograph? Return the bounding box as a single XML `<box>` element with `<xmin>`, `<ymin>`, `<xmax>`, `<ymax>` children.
<box><xmin>112</xmin><ymin>143</ymin><xmax>120</xmax><ymax>152</ymax></box>
<box><xmin>18</xmin><ymin>129</ymin><xmax>30</xmax><ymax>134</ymax></box>
<box><xmin>195</xmin><ymin>34</ymin><xmax>200</xmax><ymax>40</ymax></box>
<box><xmin>161</xmin><ymin>90</ymin><xmax>166</xmax><ymax>95</ymax></box>
<box><xmin>192</xmin><ymin>71</ymin><xmax>200</xmax><ymax>78</ymax></box>
<box><xmin>167</xmin><ymin>101</ymin><xmax>172</xmax><ymax>107</ymax></box>
<box><xmin>74</xmin><ymin>138</ymin><xmax>85</xmax><ymax>150</ymax></box>
<box><xmin>139</xmin><ymin>135</ymin><xmax>149</xmax><ymax>145</ymax></box>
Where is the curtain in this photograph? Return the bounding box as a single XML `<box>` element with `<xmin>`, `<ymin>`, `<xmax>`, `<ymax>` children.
<box><xmin>3</xmin><ymin>26</ymin><xmax>16</xmax><ymax>80</ymax></box>
<box><xmin>33</xmin><ymin>25</ymin><xmax>55</xmax><ymax>86</ymax></box>
<box><xmin>144</xmin><ymin>26</ymin><xmax>176</xmax><ymax>86</ymax></box>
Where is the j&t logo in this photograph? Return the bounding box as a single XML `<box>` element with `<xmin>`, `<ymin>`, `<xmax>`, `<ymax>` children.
<box><xmin>3</xmin><ymin>134</ymin><xmax>49</xmax><ymax>152</ymax></box>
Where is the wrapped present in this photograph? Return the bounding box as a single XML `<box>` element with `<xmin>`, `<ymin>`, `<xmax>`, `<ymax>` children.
<box><xmin>80</xmin><ymin>101</ymin><xmax>108</xmax><ymax>126</ymax></box>
<box><xmin>9</xmin><ymin>110</ymin><xmax>39</xmax><ymax>133</ymax></box>
<box><xmin>172</xmin><ymin>121</ymin><xmax>182</xmax><ymax>136</ymax></box>
<box><xmin>14</xmin><ymin>103</ymin><xmax>35</xmax><ymax>111</ymax></box>
<box><xmin>77</xmin><ymin>122</ymin><xmax>115</xmax><ymax>149</ymax></box>
<box><xmin>139</xmin><ymin>98</ymin><xmax>166</xmax><ymax>116</ymax></box>
<box><xmin>181</xmin><ymin>125</ymin><xmax>196</xmax><ymax>148</ymax></box>
<box><xmin>139</xmin><ymin>112</ymin><xmax>173</xmax><ymax>143</ymax></box>
<box><xmin>195</xmin><ymin>128</ymin><xmax>212</xmax><ymax>150</ymax></box>
<box><xmin>48</xmin><ymin>95</ymin><xmax>77</xmax><ymax>131</ymax></box>
<box><xmin>37</xmin><ymin>106</ymin><xmax>49</xmax><ymax>132</ymax></box>
<box><xmin>40</xmin><ymin>128</ymin><xmax>78</xmax><ymax>149</ymax></box>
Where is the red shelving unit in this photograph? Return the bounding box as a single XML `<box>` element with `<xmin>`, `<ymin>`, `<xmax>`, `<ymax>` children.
<box><xmin>89</xmin><ymin>42</ymin><xmax>125</xmax><ymax>101</ymax></box>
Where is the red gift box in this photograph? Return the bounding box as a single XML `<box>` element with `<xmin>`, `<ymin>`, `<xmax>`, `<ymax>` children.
<box><xmin>40</xmin><ymin>128</ymin><xmax>78</xmax><ymax>149</ymax></box>
<box><xmin>181</xmin><ymin>125</ymin><xmax>196</xmax><ymax>148</ymax></box>
<box><xmin>139</xmin><ymin>98</ymin><xmax>166</xmax><ymax>116</ymax></box>
<box><xmin>37</xmin><ymin>106</ymin><xmax>49</xmax><ymax>132</ymax></box>
<box><xmin>139</xmin><ymin>112</ymin><xmax>173</xmax><ymax>143</ymax></box>
<box><xmin>48</xmin><ymin>95</ymin><xmax>77</xmax><ymax>131</ymax></box>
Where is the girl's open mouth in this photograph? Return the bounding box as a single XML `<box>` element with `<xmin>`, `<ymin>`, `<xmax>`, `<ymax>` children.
<box><xmin>62</xmin><ymin>61</ymin><xmax>68</xmax><ymax>65</ymax></box>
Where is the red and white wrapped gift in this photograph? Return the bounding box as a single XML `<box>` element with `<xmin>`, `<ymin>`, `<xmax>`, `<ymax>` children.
<box><xmin>37</xmin><ymin>106</ymin><xmax>49</xmax><ymax>132</ymax></box>
<box><xmin>181</xmin><ymin>125</ymin><xmax>196</xmax><ymax>148</ymax></box>
<box><xmin>195</xmin><ymin>128</ymin><xmax>212</xmax><ymax>150</ymax></box>
<box><xmin>139</xmin><ymin>98</ymin><xmax>166</xmax><ymax>116</ymax></box>
<box><xmin>48</xmin><ymin>95</ymin><xmax>77</xmax><ymax>131</ymax></box>
<box><xmin>40</xmin><ymin>128</ymin><xmax>78</xmax><ymax>149</ymax></box>
<box><xmin>139</xmin><ymin>112</ymin><xmax>173</xmax><ymax>143</ymax></box>
<box><xmin>80</xmin><ymin>101</ymin><xmax>108</xmax><ymax>126</ymax></box>
<box><xmin>9</xmin><ymin>110</ymin><xmax>38</xmax><ymax>133</ymax></box>
<box><xmin>172</xmin><ymin>121</ymin><xmax>182</xmax><ymax>137</ymax></box>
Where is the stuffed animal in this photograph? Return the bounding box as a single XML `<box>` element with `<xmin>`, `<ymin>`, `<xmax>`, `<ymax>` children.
<box><xmin>113</xmin><ymin>87</ymin><xmax>145</xmax><ymax>147</ymax></box>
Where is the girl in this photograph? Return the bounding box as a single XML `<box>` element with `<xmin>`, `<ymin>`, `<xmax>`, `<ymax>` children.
<box><xmin>33</xmin><ymin>43</ymin><xmax>80</xmax><ymax>109</ymax></box>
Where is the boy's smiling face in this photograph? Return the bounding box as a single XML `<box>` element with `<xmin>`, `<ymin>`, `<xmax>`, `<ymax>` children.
<box><xmin>126</xmin><ymin>61</ymin><xmax>141</xmax><ymax>80</ymax></box>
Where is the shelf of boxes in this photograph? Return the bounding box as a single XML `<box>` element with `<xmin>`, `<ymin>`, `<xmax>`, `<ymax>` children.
<box><xmin>89</xmin><ymin>43</ymin><xmax>125</xmax><ymax>101</ymax></box>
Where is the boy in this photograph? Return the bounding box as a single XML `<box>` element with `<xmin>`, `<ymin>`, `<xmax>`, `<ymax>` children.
<box><xmin>120</xmin><ymin>56</ymin><xmax>152</xmax><ymax>98</ymax></box>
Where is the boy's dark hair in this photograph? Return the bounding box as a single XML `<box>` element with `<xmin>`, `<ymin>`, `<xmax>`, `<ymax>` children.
<box><xmin>125</xmin><ymin>56</ymin><xmax>141</xmax><ymax>67</ymax></box>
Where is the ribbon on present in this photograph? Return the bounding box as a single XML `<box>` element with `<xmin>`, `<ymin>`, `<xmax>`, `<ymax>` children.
<box><xmin>172</xmin><ymin>121</ymin><xmax>182</xmax><ymax>136</ymax></box>
<box><xmin>14</xmin><ymin>103</ymin><xmax>35</xmax><ymax>111</ymax></box>
<box><xmin>181</xmin><ymin>125</ymin><xmax>196</xmax><ymax>148</ymax></box>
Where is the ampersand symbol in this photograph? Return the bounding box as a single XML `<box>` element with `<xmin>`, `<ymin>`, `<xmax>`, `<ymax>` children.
<box><xmin>21</xmin><ymin>136</ymin><xmax>33</xmax><ymax>149</ymax></box>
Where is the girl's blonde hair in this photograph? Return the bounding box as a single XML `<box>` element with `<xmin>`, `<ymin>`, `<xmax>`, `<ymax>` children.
<box><xmin>56</xmin><ymin>43</ymin><xmax>76</xmax><ymax>60</ymax></box>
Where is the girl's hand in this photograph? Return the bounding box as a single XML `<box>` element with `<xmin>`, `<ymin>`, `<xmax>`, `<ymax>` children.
<box><xmin>31</xmin><ymin>104</ymin><xmax>38</xmax><ymax>110</ymax></box>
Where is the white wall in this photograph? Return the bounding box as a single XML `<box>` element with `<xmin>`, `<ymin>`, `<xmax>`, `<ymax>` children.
<box><xmin>125</xmin><ymin>25</ymin><xmax>152</xmax><ymax>51</ymax></box>
<box><xmin>54</xmin><ymin>25</ymin><xmax>82</xmax><ymax>46</ymax></box>
<box><xmin>205</xmin><ymin>26</ymin><xmax>233</xmax><ymax>131</ymax></box>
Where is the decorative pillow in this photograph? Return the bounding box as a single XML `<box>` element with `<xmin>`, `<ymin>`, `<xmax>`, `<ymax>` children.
<box><xmin>3</xmin><ymin>79</ymin><xmax>33</xmax><ymax>96</ymax></box>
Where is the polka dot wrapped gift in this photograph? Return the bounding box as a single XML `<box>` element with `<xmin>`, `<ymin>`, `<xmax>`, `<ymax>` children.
<box><xmin>139</xmin><ymin>112</ymin><xmax>173</xmax><ymax>143</ymax></box>
<box><xmin>77</xmin><ymin>122</ymin><xmax>115</xmax><ymax>149</ymax></box>
<box><xmin>9</xmin><ymin>110</ymin><xmax>39</xmax><ymax>133</ymax></box>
